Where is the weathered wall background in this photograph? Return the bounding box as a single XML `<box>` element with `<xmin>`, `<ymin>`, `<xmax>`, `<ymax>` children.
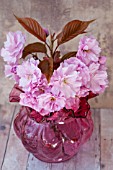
<box><xmin>0</xmin><ymin>0</ymin><xmax>113</xmax><ymax>108</ymax></box>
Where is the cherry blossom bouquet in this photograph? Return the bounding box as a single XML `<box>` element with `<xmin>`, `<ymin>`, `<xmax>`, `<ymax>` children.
<box><xmin>1</xmin><ymin>16</ymin><xmax>108</xmax><ymax>120</ymax></box>
<box><xmin>0</xmin><ymin>16</ymin><xmax>108</xmax><ymax>162</ymax></box>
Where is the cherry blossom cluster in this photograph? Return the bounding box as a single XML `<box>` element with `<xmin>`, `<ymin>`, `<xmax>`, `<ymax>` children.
<box><xmin>1</xmin><ymin>31</ymin><xmax>108</xmax><ymax>116</ymax></box>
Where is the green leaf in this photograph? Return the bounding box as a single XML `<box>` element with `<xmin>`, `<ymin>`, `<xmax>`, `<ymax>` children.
<box><xmin>57</xmin><ymin>19</ymin><xmax>95</xmax><ymax>45</ymax></box>
<box><xmin>61</xmin><ymin>51</ymin><xmax>77</xmax><ymax>62</ymax></box>
<box><xmin>14</xmin><ymin>15</ymin><xmax>46</xmax><ymax>42</ymax></box>
<box><xmin>38</xmin><ymin>57</ymin><xmax>53</xmax><ymax>82</ymax></box>
<box><xmin>22</xmin><ymin>42</ymin><xmax>47</xmax><ymax>59</ymax></box>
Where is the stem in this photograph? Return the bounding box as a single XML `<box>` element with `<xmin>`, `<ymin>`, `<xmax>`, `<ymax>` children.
<box><xmin>45</xmin><ymin>42</ymin><xmax>51</xmax><ymax>51</ymax></box>
<box><xmin>45</xmin><ymin>41</ymin><xmax>53</xmax><ymax>58</ymax></box>
<box><xmin>53</xmin><ymin>44</ymin><xmax>59</xmax><ymax>57</ymax></box>
<box><xmin>45</xmin><ymin>36</ymin><xmax>59</xmax><ymax>59</ymax></box>
<box><xmin>45</xmin><ymin>53</ymin><xmax>49</xmax><ymax>58</ymax></box>
<box><xmin>50</xmin><ymin>35</ymin><xmax>54</xmax><ymax>58</ymax></box>
<box><xmin>53</xmin><ymin>37</ymin><xmax>57</xmax><ymax>42</ymax></box>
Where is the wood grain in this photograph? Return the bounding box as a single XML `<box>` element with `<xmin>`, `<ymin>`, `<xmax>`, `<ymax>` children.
<box><xmin>100</xmin><ymin>109</ymin><xmax>113</xmax><ymax>170</ymax></box>
<box><xmin>1</xmin><ymin>106</ymin><xmax>29</xmax><ymax>170</ymax></box>
<box><xmin>0</xmin><ymin>104</ymin><xmax>15</xmax><ymax>169</ymax></box>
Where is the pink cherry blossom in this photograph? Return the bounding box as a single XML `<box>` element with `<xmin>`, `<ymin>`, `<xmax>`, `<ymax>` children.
<box><xmin>17</xmin><ymin>58</ymin><xmax>41</xmax><ymax>90</ymax></box>
<box><xmin>5</xmin><ymin>64</ymin><xmax>19</xmax><ymax>82</ymax></box>
<box><xmin>27</xmin><ymin>75</ymin><xmax>49</xmax><ymax>96</ymax></box>
<box><xmin>99</xmin><ymin>56</ymin><xmax>106</xmax><ymax>65</ymax></box>
<box><xmin>88</xmin><ymin>63</ymin><xmax>108</xmax><ymax>93</ymax></box>
<box><xmin>19</xmin><ymin>77</ymin><xmax>49</xmax><ymax>113</ymax></box>
<box><xmin>77</xmin><ymin>87</ymin><xmax>89</xmax><ymax>97</ymax></box>
<box><xmin>50</xmin><ymin>58</ymin><xmax>82</xmax><ymax>98</ymax></box>
<box><xmin>99</xmin><ymin>56</ymin><xmax>107</xmax><ymax>71</ymax></box>
<box><xmin>54</xmin><ymin>57</ymin><xmax>90</xmax><ymax>97</ymax></box>
<box><xmin>77</xmin><ymin>36</ymin><xmax>101</xmax><ymax>65</ymax></box>
<box><xmin>1</xmin><ymin>31</ymin><xmax>26</xmax><ymax>64</ymax></box>
<box><xmin>20</xmin><ymin>89</ymin><xmax>66</xmax><ymax>116</ymax></box>
<box><xmin>35</xmin><ymin>91</ymin><xmax>66</xmax><ymax>116</ymax></box>
<box><xmin>19</xmin><ymin>92</ymin><xmax>37</xmax><ymax>109</ymax></box>
<box><xmin>64</xmin><ymin>57</ymin><xmax>90</xmax><ymax>86</ymax></box>
<box><xmin>65</xmin><ymin>97</ymin><xmax>80</xmax><ymax>112</ymax></box>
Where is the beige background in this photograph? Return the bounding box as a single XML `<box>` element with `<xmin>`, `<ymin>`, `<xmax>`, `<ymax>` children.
<box><xmin>0</xmin><ymin>0</ymin><xmax>113</xmax><ymax>108</ymax></box>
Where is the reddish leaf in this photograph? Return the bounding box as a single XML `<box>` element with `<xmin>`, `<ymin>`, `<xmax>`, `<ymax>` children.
<box><xmin>53</xmin><ymin>51</ymin><xmax>61</xmax><ymax>63</ymax></box>
<box><xmin>87</xmin><ymin>91</ymin><xmax>98</xmax><ymax>99</ymax></box>
<box><xmin>74</xmin><ymin>98</ymin><xmax>90</xmax><ymax>118</ymax></box>
<box><xmin>53</xmin><ymin>51</ymin><xmax>61</xmax><ymax>70</ymax></box>
<box><xmin>22</xmin><ymin>42</ymin><xmax>47</xmax><ymax>59</ymax></box>
<box><xmin>30</xmin><ymin>110</ymin><xmax>43</xmax><ymax>123</ymax></box>
<box><xmin>14</xmin><ymin>15</ymin><xmax>46</xmax><ymax>42</ymax></box>
<box><xmin>57</xmin><ymin>19</ymin><xmax>95</xmax><ymax>45</ymax></box>
<box><xmin>9</xmin><ymin>84</ymin><xmax>23</xmax><ymax>103</ymax></box>
<box><xmin>61</xmin><ymin>51</ymin><xmax>77</xmax><ymax>62</ymax></box>
<box><xmin>38</xmin><ymin>57</ymin><xmax>53</xmax><ymax>82</ymax></box>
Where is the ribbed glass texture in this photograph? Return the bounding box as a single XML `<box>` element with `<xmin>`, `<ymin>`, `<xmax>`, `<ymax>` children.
<box><xmin>14</xmin><ymin>106</ymin><xmax>93</xmax><ymax>163</ymax></box>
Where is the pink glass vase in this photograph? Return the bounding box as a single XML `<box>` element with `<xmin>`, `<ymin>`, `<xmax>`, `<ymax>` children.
<box><xmin>13</xmin><ymin>106</ymin><xmax>93</xmax><ymax>163</ymax></box>
<box><xmin>10</xmin><ymin>85</ymin><xmax>94</xmax><ymax>163</ymax></box>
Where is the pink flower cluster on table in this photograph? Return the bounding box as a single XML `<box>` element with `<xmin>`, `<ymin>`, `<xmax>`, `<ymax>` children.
<box><xmin>1</xmin><ymin>32</ymin><xmax>108</xmax><ymax>116</ymax></box>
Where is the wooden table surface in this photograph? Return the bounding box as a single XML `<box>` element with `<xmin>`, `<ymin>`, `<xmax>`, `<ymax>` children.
<box><xmin>0</xmin><ymin>105</ymin><xmax>113</xmax><ymax>170</ymax></box>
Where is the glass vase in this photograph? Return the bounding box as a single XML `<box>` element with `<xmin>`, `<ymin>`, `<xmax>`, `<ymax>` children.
<box><xmin>13</xmin><ymin>106</ymin><xmax>93</xmax><ymax>163</ymax></box>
